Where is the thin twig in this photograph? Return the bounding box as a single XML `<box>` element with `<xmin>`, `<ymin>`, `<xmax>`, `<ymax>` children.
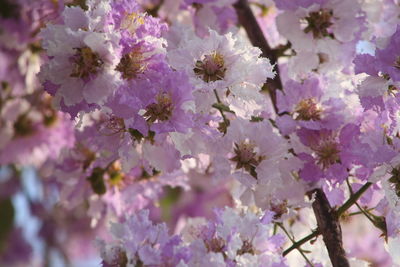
<box><xmin>282</xmin><ymin>230</ymin><xmax>319</xmax><ymax>256</ymax></box>
<box><xmin>277</xmin><ymin>223</ymin><xmax>314</xmax><ymax>266</ymax></box>
<box><xmin>283</xmin><ymin>182</ymin><xmax>373</xmax><ymax>256</ymax></box>
<box><xmin>345</xmin><ymin>179</ymin><xmax>375</xmax><ymax>223</ymax></box>
<box><xmin>336</xmin><ymin>182</ymin><xmax>372</xmax><ymax>216</ymax></box>
<box><xmin>348</xmin><ymin>208</ymin><xmax>375</xmax><ymax>217</ymax></box>
<box><xmin>213</xmin><ymin>89</ymin><xmax>231</xmax><ymax>134</ymax></box>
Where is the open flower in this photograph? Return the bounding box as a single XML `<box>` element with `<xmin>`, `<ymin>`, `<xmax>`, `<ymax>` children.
<box><xmin>39</xmin><ymin>3</ymin><xmax>121</xmax><ymax>114</ymax></box>
<box><xmin>217</xmin><ymin>118</ymin><xmax>288</xmax><ymax>190</ymax></box>
<box><xmin>276</xmin><ymin>0</ymin><xmax>365</xmax><ymax>73</ymax></box>
<box><xmin>167</xmin><ymin>27</ymin><xmax>274</xmax><ymax>109</ymax></box>
<box><xmin>276</xmin><ymin>77</ymin><xmax>346</xmax><ymax>135</ymax></box>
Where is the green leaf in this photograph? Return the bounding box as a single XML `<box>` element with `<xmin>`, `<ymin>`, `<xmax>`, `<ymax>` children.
<box><xmin>87</xmin><ymin>167</ymin><xmax>106</xmax><ymax>195</ymax></box>
<box><xmin>250</xmin><ymin>116</ymin><xmax>264</xmax><ymax>122</ymax></box>
<box><xmin>159</xmin><ymin>187</ymin><xmax>182</xmax><ymax>221</ymax></box>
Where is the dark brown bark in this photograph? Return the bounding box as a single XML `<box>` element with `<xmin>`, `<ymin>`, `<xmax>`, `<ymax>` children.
<box><xmin>311</xmin><ymin>189</ymin><xmax>350</xmax><ymax>267</ymax></box>
<box><xmin>233</xmin><ymin>0</ymin><xmax>281</xmax><ymax>112</ymax></box>
<box><xmin>233</xmin><ymin>2</ymin><xmax>351</xmax><ymax>266</ymax></box>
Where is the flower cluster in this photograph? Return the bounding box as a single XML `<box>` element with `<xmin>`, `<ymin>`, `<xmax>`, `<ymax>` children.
<box><xmin>97</xmin><ymin>207</ymin><xmax>287</xmax><ymax>267</ymax></box>
<box><xmin>3</xmin><ymin>0</ymin><xmax>400</xmax><ymax>266</ymax></box>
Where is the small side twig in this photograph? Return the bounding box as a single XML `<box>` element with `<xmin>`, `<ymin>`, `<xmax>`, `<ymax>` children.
<box><xmin>277</xmin><ymin>223</ymin><xmax>314</xmax><ymax>266</ymax></box>
<box><xmin>213</xmin><ymin>89</ymin><xmax>232</xmax><ymax>134</ymax></box>
<box><xmin>336</xmin><ymin>182</ymin><xmax>372</xmax><ymax>216</ymax></box>
<box><xmin>283</xmin><ymin>182</ymin><xmax>373</xmax><ymax>256</ymax></box>
<box><xmin>282</xmin><ymin>230</ymin><xmax>319</xmax><ymax>257</ymax></box>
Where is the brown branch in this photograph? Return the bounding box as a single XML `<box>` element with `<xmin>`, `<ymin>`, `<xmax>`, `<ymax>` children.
<box><xmin>233</xmin><ymin>0</ymin><xmax>282</xmax><ymax>112</ymax></box>
<box><xmin>310</xmin><ymin>189</ymin><xmax>349</xmax><ymax>267</ymax></box>
<box><xmin>233</xmin><ymin>2</ymin><xmax>351</xmax><ymax>265</ymax></box>
<box><xmin>283</xmin><ymin>182</ymin><xmax>373</xmax><ymax>257</ymax></box>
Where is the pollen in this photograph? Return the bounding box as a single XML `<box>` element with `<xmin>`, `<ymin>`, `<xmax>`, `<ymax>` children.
<box><xmin>100</xmin><ymin>116</ymin><xmax>126</xmax><ymax>136</ymax></box>
<box><xmin>70</xmin><ymin>46</ymin><xmax>103</xmax><ymax>79</ymax></box>
<box><xmin>108</xmin><ymin>161</ymin><xmax>125</xmax><ymax>187</ymax></box>
<box><xmin>121</xmin><ymin>12</ymin><xmax>145</xmax><ymax>34</ymax></box>
<box><xmin>314</xmin><ymin>140</ymin><xmax>340</xmax><ymax>169</ymax></box>
<box><xmin>116</xmin><ymin>48</ymin><xmax>146</xmax><ymax>80</ymax></box>
<box><xmin>193</xmin><ymin>51</ymin><xmax>227</xmax><ymax>83</ymax></box>
<box><xmin>302</xmin><ymin>9</ymin><xmax>334</xmax><ymax>39</ymax></box>
<box><xmin>294</xmin><ymin>98</ymin><xmax>322</xmax><ymax>121</ymax></box>
<box><xmin>205</xmin><ymin>237</ymin><xmax>225</xmax><ymax>253</ymax></box>
<box><xmin>143</xmin><ymin>92</ymin><xmax>174</xmax><ymax>123</ymax></box>
<box><xmin>237</xmin><ymin>240</ymin><xmax>255</xmax><ymax>255</ymax></box>
<box><xmin>230</xmin><ymin>140</ymin><xmax>266</xmax><ymax>179</ymax></box>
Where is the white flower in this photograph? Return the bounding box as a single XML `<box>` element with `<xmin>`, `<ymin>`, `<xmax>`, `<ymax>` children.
<box><xmin>276</xmin><ymin>0</ymin><xmax>365</xmax><ymax>74</ymax></box>
<box><xmin>39</xmin><ymin>3</ymin><xmax>121</xmax><ymax>108</ymax></box>
<box><xmin>167</xmin><ymin>26</ymin><xmax>274</xmax><ymax>111</ymax></box>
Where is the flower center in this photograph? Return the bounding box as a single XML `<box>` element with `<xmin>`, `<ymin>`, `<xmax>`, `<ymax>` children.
<box><xmin>302</xmin><ymin>9</ymin><xmax>334</xmax><ymax>39</ymax></box>
<box><xmin>66</xmin><ymin>0</ymin><xmax>88</xmax><ymax>10</ymax></box>
<box><xmin>70</xmin><ymin>46</ymin><xmax>103</xmax><ymax>79</ymax></box>
<box><xmin>193</xmin><ymin>52</ymin><xmax>226</xmax><ymax>83</ymax></box>
<box><xmin>143</xmin><ymin>92</ymin><xmax>174</xmax><ymax>122</ymax></box>
<box><xmin>270</xmin><ymin>200</ymin><xmax>288</xmax><ymax>219</ymax></box>
<box><xmin>205</xmin><ymin>237</ymin><xmax>225</xmax><ymax>253</ymax></box>
<box><xmin>41</xmin><ymin>96</ymin><xmax>58</xmax><ymax>127</ymax></box>
<box><xmin>393</xmin><ymin>56</ymin><xmax>400</xmax><ymax>70</ymax></box>
<box><xmin>103</xmin><ymin>246</ymin><xmax>128</xmax><ymax>267</ymax></box>
<box><xmin>389</xmin><ymin>167</ymin><xmax>400</xmax><ymax>198</ymax></box>
<box><xmin>294</xmin><ymin>98</ymin><xmax>322</xmax><ymax>121</ymax></box>
<box><xmin>108</xmin><ymin>161</ymin><xmax>125</xmax><ymax>187</ymax></box>
<box><xmin>116</xmin><ymin>49</ymin><xmax>146</xmax><ymax>80</ymax></box>
<box><xmin>121</xmin><ymin>12</ymin><xmax>145</xmax><ymax>34</ymax></box>
<box><xmin>100</xmin><ymin>116</ymin><xmax>126</xmax><ymax>136</ymax></box>
<box><xmin>237</xmin><ymin>240</ymin><xmax>255</xmax><ymax>255</ymax></box>
<box><xmin>315</xmin><ymin>140</ymin><xmax>340</xmax><ymax>169</ymax></box>
<box><xmin>230</xmin><ymin>141</ymin><xmax>265</xmax><ymax>179</ymax></box>
<box><xmin>76</xmin><ymin>144</ymin><xmax>96</xmax><ymax>170</ymax></box>
<box><xmin>13</xmin><ymin>114</ymin><xmax>34</xmax><ymax>137</ymax></box>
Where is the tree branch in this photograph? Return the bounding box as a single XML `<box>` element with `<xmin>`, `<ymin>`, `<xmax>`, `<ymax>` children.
<box><xmin>233</xmin><ymin>0</ymin><xmax>282</xmax><ymax>112</ymax></box>
<box><xmin>310</xmin><ymin>189</ymin><xmax>349</xmax><ymax>267</ymax></box>
<box><xmin>283</xmin><ymin>182</ymin><xmax>373</xmax><ymax>256</ymax></box>
<box><xmin>232</xmin><ymin>2</ymin><xmax>373</xmax><ymax>266</ymax></box>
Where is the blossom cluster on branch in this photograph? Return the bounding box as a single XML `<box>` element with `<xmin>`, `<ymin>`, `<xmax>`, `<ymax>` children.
<box><xmin>2</xmin><ymin>0</ymin><xmax>400</xmax><ymax>266</ymax></box>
